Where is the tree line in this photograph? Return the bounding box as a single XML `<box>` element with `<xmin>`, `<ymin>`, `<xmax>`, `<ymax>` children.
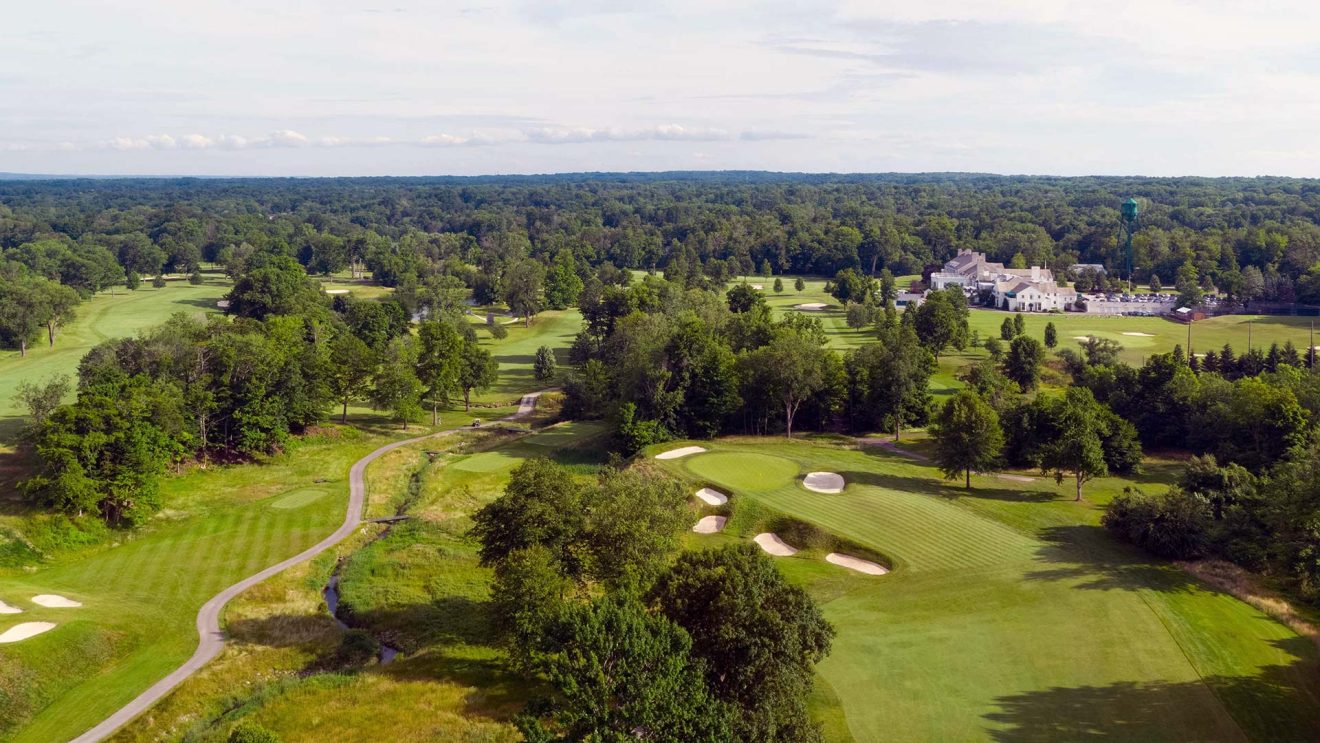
<box><xmin>561</xmin><ymin>274</ymin><xmax>955</xmax><ymax>448</ymax></box>
<box><xmin>15</xmin><ymin>172</ymin><xmax>1320</xmax><ymax>353</ymax></box>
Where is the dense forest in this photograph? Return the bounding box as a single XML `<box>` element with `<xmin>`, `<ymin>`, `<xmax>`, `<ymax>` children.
<box><xmin>4</xmin><ymin>173</ymin><xmax>1320</xmax><ymax>307</ymax></box>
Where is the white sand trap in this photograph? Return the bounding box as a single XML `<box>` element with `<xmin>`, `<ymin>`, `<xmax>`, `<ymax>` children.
<box><xmin>754</xmin><ymin>533</ymin><xmax>798</xmax><ymax>556</ymax></box>
<box><xmin>751</xmin><ymin>284</ymin><xmax>763</xmax><ymax>290</ymax></box>
<box><xmin>693</xmin><ymin>516</ymin><xmax>728</xmax><ymax>534</ymax></box>
<box><xmin>826</xmin><ymin>553</ymin><xmax>889</xmax><ymax>575</ymax></box>
<box><xmin>0</xmin><ymin>600</ymin><xmax>21</xmax><ymax>614</ymax></box>
<box><xmin>1072</xmin><ymin>336</ymin><xmax>1094</xmax><ymax>341</ymax></box>
<box><xmin>695</xmin><ymin>488</ymin><xmax>728</xmax><ymax>506</ymax></box>
<box><xmin>31</xmin><ymin>594</ymin><xmax>81</xmax><ymax>608</ymax></box>
<box><xmin>215</xmin><ymin>300</ymin><xmax>231</xmax><ymax>309</ymax></box>
<box><xmin>794</xmin><ymin>302</ymin><xmax>828</xmax><ymax>311</ymax></box>
<box><xmin>655</xmin><ymin>446</ymin><xmax>707</xmax><ymax>460</ymax></box>
<box><xmin>1122</xmin><ymin>332</ymin><xmax>1155</xmax><ymax>337</ymax></box>
<box><xmin>325</xmin><ymin>289</ymin><xmax>350</xmax><ymax>295</ymax></box>
<box><xmin>803</xmin><ymin>472</ymin><xmax>845</xmax><ymax>494</ymax></box>
<box><xmin>998</xmin><ymin>474</ymin><xmax>1035</xmax><ymax>483</ymax></box>
<box><xmin>0</xmin><ymin>622</ymin><xmax>56</xmax><ymax>643</ymax></box>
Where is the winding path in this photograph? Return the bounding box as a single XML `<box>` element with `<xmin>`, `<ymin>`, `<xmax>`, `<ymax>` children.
<box><xmin>71</xmin><ymin>392</ymin><xmax>543</xmax><ymax>742</ymax></box>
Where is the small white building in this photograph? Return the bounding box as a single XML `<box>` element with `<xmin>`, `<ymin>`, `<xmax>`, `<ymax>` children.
<box><xmin>895</xmin><ymin>291</ymin><xmax>925</xmax><ymax>307</ymax></box>
<box><xmin>993</xmin><ymin>280</ymin><xmax>1077</xmax><ymax>312</ymax></box>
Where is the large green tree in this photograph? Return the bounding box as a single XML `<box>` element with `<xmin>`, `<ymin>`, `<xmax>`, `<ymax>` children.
<box><xmin>1040</xmin><ymin>388</ymin><xmax>1110</xmax><ymax>501</ymax></box>
<box><xmin>651</xmin><ymin>545</ymin><xmax>835</xmax><ymax>743</ymax></box>
<box><xmin>913</xmin><ymin>288</ymin><xmax>969</xmax><ymax>357</ymax></box>
<box><xmin>327</xmin><ymin>332</ymin><xmax>377</xmax><ymax>423</ymax></box>
<box><xmin>457</xmin><ymin>340</ymin><xmax>498</xmax><ymax>411</ymax></box>
<box><xmin>503</xmin><ymin>259</ymin><xmax>546</xmax><ymax>326</ymax></box>
<box><xmin>516</xmin><ymin>595</ymin><xmax>732</xmax><ymax>743</ymax></box>
<box><xmin>1003</xmin><ymin>335</ymin><xmax>1045</xmax><ymax>392</ymax></box>
<box><xmin>932</xmin><ymin>390</ymin><xmax>1005</xmax><ymax>488</ymax></box>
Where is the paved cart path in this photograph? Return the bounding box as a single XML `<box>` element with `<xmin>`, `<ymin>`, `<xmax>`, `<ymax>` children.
<box><xmin>71</xmin><ymin>393</ymin><xmax>542</xmax><ymax>742</ymax></box>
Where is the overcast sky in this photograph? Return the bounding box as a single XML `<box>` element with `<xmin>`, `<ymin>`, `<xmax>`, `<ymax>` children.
<box><xmin>3</xmin><ymin>1</ymin><xmax>1319</xmax><ymax>177</ymax></box>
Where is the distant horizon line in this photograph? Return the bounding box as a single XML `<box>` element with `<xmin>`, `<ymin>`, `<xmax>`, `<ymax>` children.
<box><xmin>0</xmin><ymin>169</ymin><xmax>1313</xmax><ymax>182</ymax></box>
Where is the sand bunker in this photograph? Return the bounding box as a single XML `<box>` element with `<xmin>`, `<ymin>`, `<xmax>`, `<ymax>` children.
<box><xmin>0</xmin><ymin>600</ymin><xmax>20</xmax><ymax>614</ymax></box>
<box><xmin>31</xmin><ymin>594</ymin><xmax>81</xmax><ymax>608</ymax></box>
<box><xmin>0</xmin><ymin>622</ymin><xmax>56</xmax><ymax>643</ymax></box>
<box><xmin>754</xmin><ymin>533</ymin><xmax>798</xmax><ymax>556</ymax></box>
<box><xmin>794</xmin><ymin>302</ymin><xmax>828</xmax><ymax>311</ymax></box>
<box><xmin>751</xmin><ymin>284</ymin><xmax>763</xmax><ymax>290</ymax></box>
<box><xmin>1122</xmin><ymin>332</ymin><xmax>1155</xmax><ymax>337</ymax></box>
<box><xmin>215</xmin><ymin>300</ymin><xmax>231</xmax><ymax>309</ymax></box>
<box><xmin>803</xmin><ymin>472</ymin><xmax>845</xmax><ymax>493</ymax></box>
<box><xmin>655</xmin><ymin>446</ymin><xmax>707</xmax><ymax>460</ymax></box>
<box><xmin>325</xmin><ymin>289</ymin><xmax>350</xmax><ymax>295</ymax></box>
<box><xmin>695</xmin><ymin>487</ymin><xmax>728</xmax><ymax>506</ymax></box>
<box><xmin>826</xmin><ymin>553</ymin><xmax>889</xmax><ymax>575</ymax></box>
<box><xmin>1072</xmin><ymin>336</ymin><xmax>1094</xmax><ymax>341</ymax></box>
<box><xmin>998</xmin><ymin>474</ymin><xmax>1035</xmax><ymax>483</ymax></box>
<box><xmin>693</xmin><ymin>516</ymin><xmax>727</xmax><ymax>534</ymax></box>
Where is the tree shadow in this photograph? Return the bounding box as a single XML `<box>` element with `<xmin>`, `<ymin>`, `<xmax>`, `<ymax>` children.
<box><xmin>382</xmin><ymin>643</ymin><xmax>535</xmax><ymax>719</ymax></box>
<box><xmin>340</xmin><ymin>595</ymin><xmax>497</xmax><ymax>651</ymax></box>
<box><xmin>984</xmin><ymin>651</ymin><xmax>1320</xmax><ymax>741</ymax></box>
<box><xmin>839</xmin><ymin>465</ymin><xmax>1059</xmax><ymax>504</ymax></box>
<box><xmin>497</xmin><ymin>353</ymin><xmax>535</xmax><ymax>366</ymax></box>
<box><xmin>1021</xmin><ymin>524</ymin><xmax>1200</xmax><ymax>594</ymax></box>
<box><xmin>171</xmin><ymin>296</ymin><xmax>228</xmax><ymax>310</ymax></box>
<box><xmin>0</xmin><ymin>415</ymin><xmax>26</xmax><ymax>448</ymax></box>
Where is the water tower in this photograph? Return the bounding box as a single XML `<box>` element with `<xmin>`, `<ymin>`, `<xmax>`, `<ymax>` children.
<box><xmin>1120</xmin><ymin>198</ymin><xmax>1139</xmax><ymax>290</ymax></box>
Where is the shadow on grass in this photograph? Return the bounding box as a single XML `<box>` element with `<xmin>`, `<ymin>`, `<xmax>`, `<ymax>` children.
<box><xmin>1021</xmin><ymin>524</ymin><xmax>1200</xmax><ymax>594</ymax></box>
<box><xmin>342</xmin><ymin>595</ymin><xmax>498</xmax><ymax>652</ymax></box>
<box><xmin>839</xmin><ymin>461</ymin><xmax>1059</xmax><ymax>504</ymax></box>
<box><xmin>170</xmin><ymin>295</ymin><xmax>227</xmax><ymax>310</ymax></box>
<box><xmin>383</xmin><ymin>644</ymin><xmax>533</xmax><ymax>719</ymax></box>
<box><xmin>984</xmin><ymin>651</ymin><xmax>1320</xmax><ymax>741</ymax></box>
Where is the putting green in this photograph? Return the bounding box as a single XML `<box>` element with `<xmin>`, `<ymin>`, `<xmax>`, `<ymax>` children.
<box><xmin>683</xmin><ymin>451</ymin><xmax>800</xmax><ymax>492</ymax></box>
<box><xmin>269</xmin><ymin>488</ymin><xmax>329</xmax><ymax>510</ymax></box>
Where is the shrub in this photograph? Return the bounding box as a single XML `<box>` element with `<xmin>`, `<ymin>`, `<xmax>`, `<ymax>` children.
<box><xmin>189</xmin><ymin>271</ymin><xmax>203</xmax><ymax>285</ymax></box>
<box><xmin>229</xmin><ymin>721</ymin><xmax>280</xmax><ymax>743</ymax></box>
<box><xmin>152</xmin><ymin>274</ymin><xmax>167</xmax><ymax>288</ymax></box>
<box><xmin>1102</xmin><ymin>487</ymin><xmax>1208</xmax><ymax>559</ymax></box>
<box><xmin>534</xmin><ymin>345</ymin><xmax>557</xmax><ymax>381</ymax></box>
<box><xmin>333</xmin><ymin>628</ymin><xmax>379</xmax><ymax>666</ymax></box>
<box><xmin>489</xmin><ymin>321</ymin><xmax>509</xmax><ymax>340</ymax></box>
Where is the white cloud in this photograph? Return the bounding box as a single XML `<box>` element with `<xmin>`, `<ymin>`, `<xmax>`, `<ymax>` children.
<box><xmin>2</xmin><ymin>1</ymin><xmax>1319</xmax><ymax>175</ymax></box>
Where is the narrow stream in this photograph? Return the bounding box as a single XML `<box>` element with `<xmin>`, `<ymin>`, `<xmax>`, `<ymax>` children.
<box><xmin>322</xmin><ymin>459</ymin><xmax>433</xmax><ymax>665</ymax></box>
<box><xmin>323</xmin><ymin>567</ymin><xmax>402</xmax><ymax>664</ymax></box>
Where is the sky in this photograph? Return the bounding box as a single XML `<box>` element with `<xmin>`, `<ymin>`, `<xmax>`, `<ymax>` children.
<box><xmin>3</xmin><ymin>0</ymin><xmax>1320</xmax><ymax>177</ymax></box>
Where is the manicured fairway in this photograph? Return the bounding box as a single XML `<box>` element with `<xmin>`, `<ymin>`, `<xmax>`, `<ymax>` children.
<box><xmin>966</xmin><ymin>310</ymin><xmax>1320</xmax><ymax>366</ymax></box>
<box><xmin>657</xmin><ymin>438</ymin><xmax>1320</xmax><ymax>741</ymax></box>
<box><xmin>0</xmin><ymin>277</ymin><xmax>229</xmax><ymax>446</ymax></box>
<box><xmin>467</xmin><ymin>309</ymin><xmax>583</xmax><ymax>404</ymax></box>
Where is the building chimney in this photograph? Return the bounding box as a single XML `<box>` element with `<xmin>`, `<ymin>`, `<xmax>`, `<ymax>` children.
<box><xmin>1031</xmin><ymin>266</ymin><xmax>1040</xmax><ymax>281</ymax></box>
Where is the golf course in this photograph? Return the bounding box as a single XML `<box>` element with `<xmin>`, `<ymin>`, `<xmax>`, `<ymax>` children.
<box><xmin>655</xmin><ymin>438</ymin><xmax>1320</xmax><ymax>741</ymax></box>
